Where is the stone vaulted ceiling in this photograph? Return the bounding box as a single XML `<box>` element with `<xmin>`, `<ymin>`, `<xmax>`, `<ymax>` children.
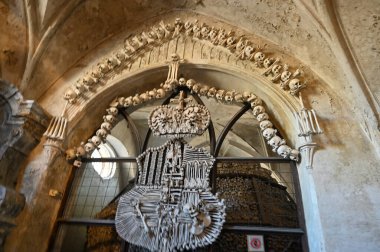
<box><xmin>0</xmin><ymin>0</ymin><xmax>379</xmax><ymax>140</ymax></box>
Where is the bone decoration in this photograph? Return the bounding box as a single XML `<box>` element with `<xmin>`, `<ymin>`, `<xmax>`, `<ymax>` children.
<box><xmin>63</xmin><ymin>18</ymin><xmax>310</xmax><ymax>104</ymax></box>
<box><xmin>116</xmin><ymin>140</ymin><xmax>225</xmax><ymax>251</ymax></box>
<box><xmin>116</xmin><ymin>89</ymin><xmax>225</xmax><ymax>251</ymax></box>
<box><xmin>148</xmin><ymin>91</ymin><xmax>211</xmax><ymax>138</ymax></box>
<box><xmin>66</xmin><ymin>78</ymin><xmax>300</xmax><ymax>162</ymax></box>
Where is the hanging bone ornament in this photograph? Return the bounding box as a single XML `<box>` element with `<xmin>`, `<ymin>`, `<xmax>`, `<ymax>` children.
<box><xmin>116</xmin><ymin>88</ymin><xmax>225</xmax><ymax>252</ymax></box>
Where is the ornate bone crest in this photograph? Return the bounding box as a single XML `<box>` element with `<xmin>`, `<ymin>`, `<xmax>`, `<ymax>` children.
<box><xmin>148</xmin><ymin>91</ymin><xmax>211</xmax><ymax>138</ymax></box>
<box><xmin>115</xmin><ymin>56</ymin><xmax>225</xmax><ymax>251</ymax></box>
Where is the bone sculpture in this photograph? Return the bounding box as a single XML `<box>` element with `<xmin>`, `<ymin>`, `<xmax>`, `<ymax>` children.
<box><xmin>115</xmin><ymin>90</ymin><xmax>226</xmax><ymax>251</ymax></box>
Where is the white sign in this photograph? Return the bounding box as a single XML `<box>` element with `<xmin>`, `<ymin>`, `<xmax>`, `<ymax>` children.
<box><xmin>247</xmin><ymin>235</ymin><xmax>265</xmax><ymax>252</ymax></box>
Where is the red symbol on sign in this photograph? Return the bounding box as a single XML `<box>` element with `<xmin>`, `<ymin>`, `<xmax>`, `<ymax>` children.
<box><xmin>250</xmin><ymin>238</ymin><xmax>261</xmax><ymax>249</ymax></box>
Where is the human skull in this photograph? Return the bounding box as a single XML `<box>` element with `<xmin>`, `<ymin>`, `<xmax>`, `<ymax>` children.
<box><xmin>250</xmin><ymin>97</ymin><xmax>263</xmax><ymax>107</ymax></box>
<box><xmin>207</xmin><ymin>87</ymin><xmax>217</xmax><ymax>98</ymax></box>
<box><xmin>268</xmin><ymin>136</ymin><xmax>286</xmax><ymax>152</ymax></box>
<box><xmin>117</xmin><ymin>97</ymin><xmax>125</xmax><ymax>105</ymax></box>
<box><xmin>272</xmin><ymin>64</ymin><xmax>282</xmax><ymax>75</ymax></box>
<box><xmin>64</xmin><ymin>88</ymin><xmax>77</xmax><ymax>104</ymax></box>
<box><xmin>139</xmin><ymin>92</ymin><xmax>150</xmax><ymax>102</ymax></box>
<box><xmin>91</xmin><ymin>68</ymin><xmax>103</xmax><ymax>80</ymax></box>
<box><xmin>82</xmin><ymin>75</ymin><xmax>95</xmax><ymax>87</ymax></box>
<box><xmin>84</xmin><ymin>142</ymin><xmax>96</xmax><ymax>153</ymax></box>
<box><xmin>183</xmin><ymin>203</ymin><xmax>197</xmax><ymax>216</ymax></box>
<box><xmin>186</xmin><ymin>79</ymin><xmax>196</xmax><ymax>90</ymax></box>
<box><xmin>254</xmin><ymin>52</ymin><xmax>265</xmax><ymax>65</ymax></box>
<box><xmin>199</xmin><ymin>85</ymin><xmax>210</xmax><ymax>96</ymax></box>
<box><xmin>209</xmin><ymin>28</ymin><xmax>218</xmax><ymax>40</ymax></box>
<box><xmin>116</xmin><ymin>49</ymin><xmax>129</xmax><ymax>61</ymax></box>
<box><xmin>234</xmin><ymin>92</ymin><xmax>243</xmax><ymax>103</ymax></box>
<box><xmin>148</xmin><ymin>89</ymin><xmax>157</xmax><ymax>99</ymax></box>
<box><xmin>263</xmin><ymin>58</ymin><xmax>274</xmax><ymax>68</ymax></box>
<box><xmin>226</xmin><ymin>36</ymin><xmax>235</xmax><ymax>46</ymax></box>
<box><xmin>289</xmin><ymin>78</ymin><xmax>305</xmax><ymax>95</ymax></box>
<box><xmin>106</xmin><ymin>107</ymin><xmax>118</xmax><ymax>116</ymax></box>
<box><xmin>101</xmin><ymin>122</ymin><xmax>112</xmax><ymax>131</ymax></box>
<box><xmin>123</xmin><ymin>96</ymin><xmax>133</xmax><ymax>107</ymax></box>
<box><xmin>277</xmin><ymin>145</ymin><xmax>292</xmax><ymax>158</ymax></box>
<box><xmin>289</xmin><ymin>149</ymin><xmax>300</xmax><ymax>161</ymax></box>
<box><xmin>154</xmin><ymin>88</ymin><xmax>165</xmax><ymax>99</ymax></box>
<box><xmin>243</xmin><ymin>46</ymin><xmax>255</xmax><ymax>58</ymax></box>
<box><xmin>178</xmin><ymin>77</ymin><xmax>186</xmax><ymax>86</ymax></box>
<box><xmin>103</xmin><ymin>114</ymin><xmax>116</xmax><ymax>124</ymax></box>
<box><xmin>65</xmin><ymin>148</ymin><xmax>76</xmax><ymax>162</ymax></box>
<box><xmin>259</xmin><ymin>120</ymin><xmax>273</xmax><ymax>131</ymax></box>
<box><xmin>191</xmin><ymin>83</ymin><xmax>201</xmax><ymax>94</ymax></box>
<box><xmin>96</xmin><ymin>128</ymin><xmax>108</xmax><ymax>139</ymax></box>
<box><xmin>107</xmin><ymin>56</ymin><xmax>121</xmax><ymax>68</ymax></box>
<box><xmin>132</xmin><ymin>94</ymin><xmax>142</xmax><ymax>105</ymax></box>
<box><xmin>246</xmin><ymin>93</ymin><xmax>258</xmax><ymax>103</ymax></box>
<box><xmin>98</xmin><ymin>62</ymin><xmax>110</xmax><ymax>74</ymax></box>
<box><xmin>224</xmin><ymin>91</ymin><xmax>235</xmax><ymax>103</ymax></box>
<box><xmin>75</xmin><ymin>145</ymin><xmax>86</xmax><ymax>158</ymax></box>
<box><xmin>200</xmin><ymin>25</ymin><xmax>210</xmax><ymax>38</ymax></box>
<box><xmin>162</xmin><ymin>81</ymin><xmax>175</xmax><ymax>92</ymax></box>
<box><xmin>242</xmin><ymin>91</ymin><xmax>252</xmax><ymax>100</ymax></box>
<box><xmin>184</xmin><ymin>21</ymin><xmax>192</xmax><ymax>31</ymax></box>
<box><xmin>257</xmin><ymin>112</ymin><xmax>269</xmax><ymax>122</ymax></box>
<box><xmin>263</xmin><ymin>127</ymin><xmax>277</xmax><ymax>140</ymax></box>
<box><xmin>216</xmin><ymin>89</ymin><xmax>226</xmax><ymax>100</ymax></box>
<box><xmin>91</xmin><ymin>135</ymin><xmax>102</xmax><ymax>146</ymax></box>
<box><xmin>281</xmin><ymin>71</ymin><xmax>292</xmax><ymax>82</ymax></box>
<box><xmin>253</xmin><ymin>105</ymin><xmax>265</xmax><ymax>116</ymax></box>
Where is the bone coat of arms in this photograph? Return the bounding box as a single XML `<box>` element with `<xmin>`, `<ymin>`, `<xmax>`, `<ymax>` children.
<box><xmin>115</xmin><ymin>57</ymin><xmax>226</xmax><ymax>252</ymax></box>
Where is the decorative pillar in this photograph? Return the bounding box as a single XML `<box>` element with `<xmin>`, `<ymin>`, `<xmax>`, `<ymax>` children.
<box><xmin>294</xmin><ymin>92</ymin><xmax>323</xmax><ymax>169</ymax></box>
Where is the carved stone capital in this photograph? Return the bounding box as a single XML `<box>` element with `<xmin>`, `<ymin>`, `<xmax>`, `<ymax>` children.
<box><xmin>299</xmin><ymin>142</ymin><xmax>318</xmax><ymax>169</ymax></box>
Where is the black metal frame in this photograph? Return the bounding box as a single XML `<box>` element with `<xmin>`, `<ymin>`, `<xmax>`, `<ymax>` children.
<box><xmin>53</xmin><ymin>88</ymin><xmax>309</xmax><ymax>252</ymax></box>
